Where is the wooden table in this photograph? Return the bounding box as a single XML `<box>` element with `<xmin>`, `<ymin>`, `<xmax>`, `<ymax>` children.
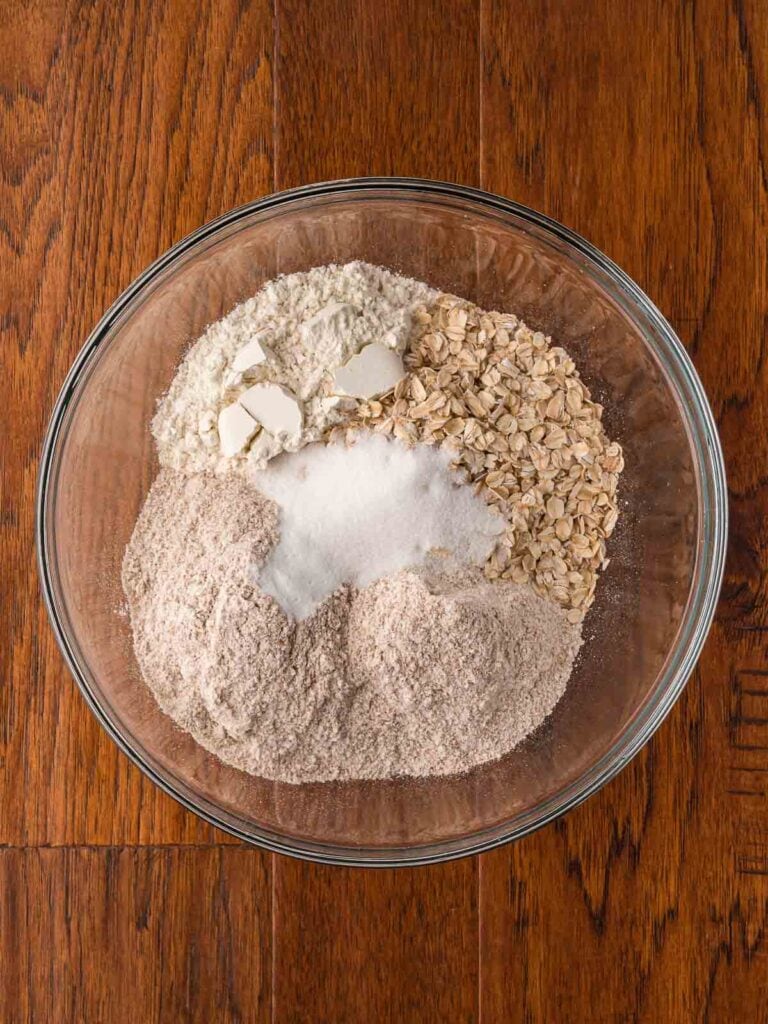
<box><xmin>1</xmin><ymin>2</ymin><xmax>766</xmax><ymax>1020</ymax></box>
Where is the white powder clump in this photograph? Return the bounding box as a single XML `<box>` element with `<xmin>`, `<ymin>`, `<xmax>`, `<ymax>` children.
<box><xmin>152</xmin><ymin>261</ymin><xmax>436</xmax><ymax>475</ymax></box>
<box><xmin>253</xmin><ymin>434</ymin><xmax>503</xmax><ymax>619</ymax></box>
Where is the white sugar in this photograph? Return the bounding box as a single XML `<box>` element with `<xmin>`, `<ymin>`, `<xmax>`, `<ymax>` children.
<box><xmin>251</xmin><ymin>434</ymin><xmax>504</xmax><ymax>619</ymax></box>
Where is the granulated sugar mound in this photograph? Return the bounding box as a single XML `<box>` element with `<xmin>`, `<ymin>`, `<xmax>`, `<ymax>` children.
<box><xmin>123</xmin><ymin>471</ymin><xmax>581</xmax><ymax>783</ymax></box>
<box><xmin>252</xmin><ymin>434</ymin><xmax>504</xmax><ymax>619</ymax></box>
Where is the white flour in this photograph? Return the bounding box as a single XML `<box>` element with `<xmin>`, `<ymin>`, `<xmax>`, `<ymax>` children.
<box><xmin>153</xmin><ymin>261</ymin><xmax>436</xmax><ymax>474</ymax></box>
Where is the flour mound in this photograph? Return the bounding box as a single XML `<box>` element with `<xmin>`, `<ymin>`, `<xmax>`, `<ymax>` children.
<box><xmin>122</xmin><ymin>472</ymin><xmax>581</xmax><ymax>783</ymax></box>
<box><xmin>347</xmin><ymin>569</ymin><xmax>581</xmax><ymax>774</ymax></box>
<box><xmin>152</xmin><ymin>261</ymin><xmax>436</xmax><ymax>475</ymax></box>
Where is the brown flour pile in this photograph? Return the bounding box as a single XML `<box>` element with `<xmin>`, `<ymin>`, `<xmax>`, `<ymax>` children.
<box><xmin>123</xmin><ymin>471</ymin><xmax>582</xmax><ymax>783</ymax></box>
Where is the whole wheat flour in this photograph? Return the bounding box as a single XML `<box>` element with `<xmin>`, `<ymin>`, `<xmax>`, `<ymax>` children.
<box><xmin>122</xmin><ymin>470</ymin><xmax>582</xmax><ymax>783</ymax></box>
<box><xmin>152</xmin><ymin>261</ymin><xmax>436</xmax><ymax>474</ymax></box>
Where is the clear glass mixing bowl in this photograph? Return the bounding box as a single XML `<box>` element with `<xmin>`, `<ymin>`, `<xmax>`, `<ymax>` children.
<box><xmin>37</xmin><ymin>179</ymin><xmax>727</xmax><ymax>865</ymax></box>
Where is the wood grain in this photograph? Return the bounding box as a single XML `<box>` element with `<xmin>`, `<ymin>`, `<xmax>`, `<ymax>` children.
<box><xmin>1</xmin><ymin>0</ymin><xmax>767</xmax><ymax>1020</ymax></box>
<box><xmin>479</xmin><ymin>1</ymin><xmax>768</xmax><ymax>1021</ymax></box>
<box><xmin>271</xmin><ymin>7</ymin><xmax>484</xmax><ymax>1023</ymax></box>
<box><xmin>275</xmin><ymin>0</ymin><xmax>481</xmax><ymax>188</ymax></box>
<box><xmin>273</xmin><ymin>859</ymin><xmax>479</xmax><ymax>1023</ymax></box>
<box><xmin>0</xmin><ymin>847</ymin><xmax>271</xmax><ymax>1023</ymax></box>
<box><xmin>0</xmin><ymin>0</ymin><xmax>273</xmax><ymax>845</ymax></box>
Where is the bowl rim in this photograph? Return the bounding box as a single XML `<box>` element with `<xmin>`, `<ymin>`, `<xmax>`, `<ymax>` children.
<box><xmin>36</xmin><ymin>176</ymin><xmax>728</xmax><ymax>866</ymax></box>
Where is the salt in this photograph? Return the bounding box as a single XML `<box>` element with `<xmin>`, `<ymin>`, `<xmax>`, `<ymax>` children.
<box><xmin>251</xmin><ymin>434</ymin><xmax>504</xmax><ymax>619</ymax></box>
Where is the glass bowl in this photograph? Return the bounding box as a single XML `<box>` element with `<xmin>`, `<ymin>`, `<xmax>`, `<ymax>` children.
<box><xmin>37</xmin><ymin>178</ymin><xmax>727</xmax><ymax>866</ymax></box>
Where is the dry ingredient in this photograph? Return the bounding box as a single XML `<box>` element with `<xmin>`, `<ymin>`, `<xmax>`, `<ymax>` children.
<box><xmin>122</xmin><ymin>469</ymin><xmax>581</xmax><ymax>783</ymax></box>
<box><xmin>218</xmin><ymin>402</ymin><xmax>259</xmax><ymax>457</ymax></box>
<box><xmin>238</xmin><ymin>382</ymin><xmax>303</xmax><ymax>437</ymax></box>
<box><xmin>252</xmin><ymin>433</ymin><xmax>503</xmax><ymax>619</ymax></box>
<box><xmin>332</xmin><ymin>343</ymin><xmax>406</xmax><ymax>398</ymax></box>
<box><xmin>339</xmin><ymin>293</ymin><xmax>623</xmax><ymax>618</ymax></box>
<box><xmin>153</xmin><ymin>261</ymin><xmax>435</xmax><ymax>474</ymax></box>
<box><xmin>123</xmin><ymin>261</ymin><xmax>624</xmax><ymax>784</ymax></box>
